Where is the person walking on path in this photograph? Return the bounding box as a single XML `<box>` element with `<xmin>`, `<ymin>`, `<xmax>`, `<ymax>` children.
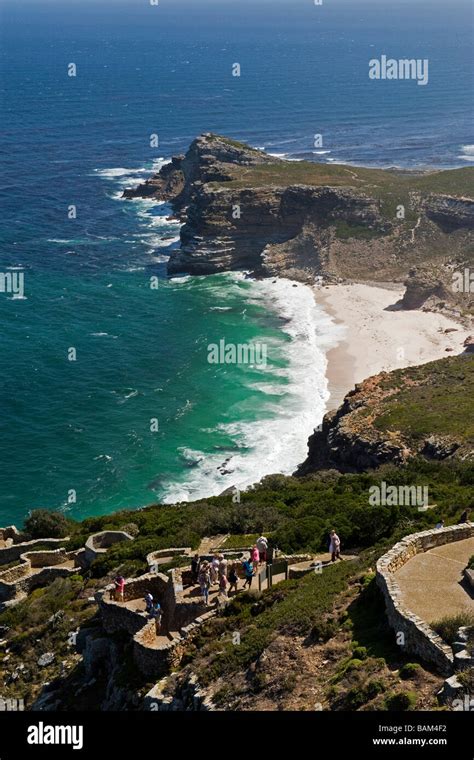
<box><xmin>219</xmin><ymin>572</ymin><xmax>228</xmax><ymax>598</ymax></box>
<box><xmin>329</xmin><ymin>530</ymin><xmax>341</xmax><ymax>563</ymax></box>
<box><xmin>256</xmin><ymin>535</ymin><xmax>268</xmax><ymax>563</ymax></box>
<box><xmin>242</xmin><ymin>558</ymin><xmax>254</xmax><ymax>589</ymax></box>
<box><xmin>228</xmin><ymin>563</ymin><xmax>239</xmax><ymax>594</ymax></box>
<box><xmin>198</xmin><ymin>561</ymin><xmax>211</xmax><ymax>606</ymax></box>
<box><xmin>191</xmin><ymin>554</ymin><xmax>201</xmax><ymax>583</ymax></box>
<box><xmin>144</xmin><ymin>591</ymin><xmax>154</xmax><ymax>614</ymax></box>
<box><xmin>113</xmin><ymin>575</ymin><xmax>125</xmax><ymax>603</ymax></box>
<box><xmin>218</xmin><ymin>554</ymin><xmax>228</xmax><ymax>580</ymax></box>
<box><xmin>210</xmin><ymin>554</ymin><xmax>220</xmax><ymax>584</ymax></box>
<box><xmin>251</xmin><ymin>545</ymin><xmax>260</xmax><ymax>572</ymax></box>
<box><xmin>151</xmin><ymin>601</ymin><xmax>163</xmax><ymax>635</ymax></box>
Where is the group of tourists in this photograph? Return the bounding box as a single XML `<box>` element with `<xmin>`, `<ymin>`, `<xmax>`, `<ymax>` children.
<box><xmin>111</xmin><ymin>528</ymin><xmax>345</xmax><ymax>626</ymax></box>
<box><xmin>191</xmin><ymin>535</ymin><xmax>272</xmax><ymax>606</ymax></box>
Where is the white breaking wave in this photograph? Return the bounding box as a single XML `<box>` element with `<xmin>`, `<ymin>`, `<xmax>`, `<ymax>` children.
<box><xmin>94</xmin><ymin>158</ymin><xmax>169</xmax><ymax>185</ymax></box>
<box><xmin>95</xmin><ymin>159</ymin><xmax>345</xmax><ymax>504</ymax></box>
<box><xmin>459</xmin><ymin>145</ymin><xmax>474</xmax><ymax>162</ymax></box>
<box><xmin>95</xmin><ymin>158</ymin><xmax>182</xmax><ymax>263</ymax></box>
<box><xmin>268</xmin><ymin>152</ymin><xmax>304</xmax><ymax>162</ymax></box>
<box><xmin>160</xmin><ymin>276</ymin><xmax>345</xmax><ymax>504</ymax></box>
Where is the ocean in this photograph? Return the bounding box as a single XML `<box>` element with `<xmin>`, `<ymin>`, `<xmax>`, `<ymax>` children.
<box><xmin>0</xmin><ymin>0</ymin><xmax>472</xmax><ymax>525</ymax></box>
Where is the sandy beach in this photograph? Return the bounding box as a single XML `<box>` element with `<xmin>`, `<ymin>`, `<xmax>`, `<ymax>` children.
<box><xmin>314</xmin><ymin>282</ymin><xmax>473</xmax><ymax>412</ymax></box>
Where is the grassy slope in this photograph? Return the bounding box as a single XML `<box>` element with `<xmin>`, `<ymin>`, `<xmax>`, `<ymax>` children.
<box><xmin>210</xmin><ymin>148</ymin><xmax>474</xmax><ymax>217</ymax></box>
<box><xmin>205</xmin><ymin>134</ymin><xmax>474</xmax><ymax>233</ymax></box>
<box><xmin>373</xmin><ymin>355</ymin><xmax>474</xmax><ymax>443</ymax></box>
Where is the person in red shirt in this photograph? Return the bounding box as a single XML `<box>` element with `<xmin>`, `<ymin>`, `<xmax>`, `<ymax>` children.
<box><xmin>114</xmin><ymin>575</ymin><xmax>125</xmax><ymax>602</ymax></box>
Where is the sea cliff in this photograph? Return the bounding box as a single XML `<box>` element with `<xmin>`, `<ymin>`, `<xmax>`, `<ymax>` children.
<box><xmin>124</xmin><ymin>133</ymin><xmax>474</xmax><ymax>318</ymax></box>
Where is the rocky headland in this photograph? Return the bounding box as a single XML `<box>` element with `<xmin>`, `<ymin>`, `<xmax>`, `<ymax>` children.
<box><xmin>297</xmin><ymin>353</ymin><xmax>474</xmax><ymax>475</ymax></box>
<box><xmin>124</xmin><ymin>133</ymin><xmax>474</xmax><ymax>320</ymax></box>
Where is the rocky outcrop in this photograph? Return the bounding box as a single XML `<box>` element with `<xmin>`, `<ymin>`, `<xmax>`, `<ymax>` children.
<box><xmin>296</xmin><ymin>378</ymin><xmax>410</xmax><ymax>475</ymax></box>
<box><xmin>423</xmin><ymin>194</ymin><xmax>474</xmax><ymax>231</ymax></box>
<box><xmin>123</xmin><ymin>134</ymin><xmax>474</xmax><ymax>304</ymax></box>
<box><xmin>464</xmin><ymin>335</ymin><xmax>474</xmax><ymax>353</ymax></box>
<box><xmin>398</xmin><ymin>268</ymin><xmax>450</xmax><ymax>310</ymax></box>
<box><xmin>123</xmin><ymin>134</ymin><xmax>275</xmax><ymax>209</ymax></box>
<box><xmin>297</xmin><ymin>354</ymin><xmax>474</xmax><ymax>475</ymax></box>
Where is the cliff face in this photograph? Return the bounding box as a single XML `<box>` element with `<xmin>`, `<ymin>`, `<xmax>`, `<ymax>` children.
<box><xmin>296</xmin><ymin>354</ymin><xmax>474</xmax><ymax>475</ymax></box>
<box><xmin>124</xmin><ymin>133</ymin><xmax>474</xmax><ymax>309</ymax></box>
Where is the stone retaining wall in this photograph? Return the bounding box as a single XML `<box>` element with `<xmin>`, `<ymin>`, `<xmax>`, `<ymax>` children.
<box><xmin>146</xmin><ymin>548</ymin><xmax>191</xmax><ymax>567</ymax></box>
<box><xmin>376</xmin><ymin>523</ymin><xmax>474</xmax><ymax>675</ymax></box>
<box><xmin>134</xmin><ymin>610</ymin><xmax>217</xmax><ymax>681</ymax></box>
<box><xmin>95</xmin><ymin>572</ymin><xmax>170</xmax><ymax>635</ymax></box>
<box><xmin>0</xmin><ymin>537</ymin><xmax>69</xmax><ymax>566</ymax></box>
<box><xmin>84</xmin><ymin>530</ymin><xmax>133</xmax><ymax>566</ymax></box>
<box><xmin>0</xmin><ymin>548</ymin><xmax>80</xmax><ymax>602</ymax></box>
<box><xmin>0</xmin><ymin>526</ymin><xmax>22</xmax><ymax>544</ymax></box>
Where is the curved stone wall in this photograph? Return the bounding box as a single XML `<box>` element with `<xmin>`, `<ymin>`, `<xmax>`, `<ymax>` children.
<box><xmin>84</xmin><ymin>530</ymin><xmax>133</xmax><ymax>566</ymax></box>
<box><xmin>95</xmin><ymin>572</ymin><xmax>170</xmax><ymax>635</ymax></box>
<box><xmin>0</xmin><ymin>537</ymin><xmax>69</xmax><ymax>566</ymax></box>
<box><xmin>376</xmin><ymin>523</ymin><xmax>474</xmax><ymax>675</ymax></box>
<box><xmin>146</xmin><ymin>548</ymin><xmax>191</xmax><ymax>567</ymax></box>
<box><xmin>0</xmin><ymin>548</ymin><xmax>80</xmax><ymax>603</ymax></box>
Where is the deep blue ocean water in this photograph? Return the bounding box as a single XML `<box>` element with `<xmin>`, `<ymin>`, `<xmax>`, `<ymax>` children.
<box><xmin>0</xmin><ymin>0</ymin><xmax>472</xmax><ymax>525</ymax></box>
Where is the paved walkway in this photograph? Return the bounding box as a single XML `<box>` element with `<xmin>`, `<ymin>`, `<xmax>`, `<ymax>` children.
<box><xmin>30</xmin><ymin>559</ymin><xmax>76</xmax><ymax>575</ymax></box>
<box><xmin>197</xmin><ymin>534</ymin><xmax>229</xmax><ymax>555</ymax></box>
<box><xmin>394</xmin><ymin>537</ymin><xmax>474</xmax><ymax>623</ymax></box>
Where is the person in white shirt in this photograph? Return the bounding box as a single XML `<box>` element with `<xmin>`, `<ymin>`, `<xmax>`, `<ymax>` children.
<box><xmin>329</xmin><ymin>530</ymin><xmax>341</xmax><ymax>562</ymax></box>
<box><xmin>256</xmin><ymin>535</ymin><xmax>268</xmax><ymax>563</ymax></box>
<box><xmin>210</xmin><ymin>554</ymin><xmax>220</xmax><ymax>584</ymax></box>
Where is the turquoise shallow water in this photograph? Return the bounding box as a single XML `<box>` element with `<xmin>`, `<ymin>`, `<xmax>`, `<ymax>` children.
<box><xmin>0</xmin><ymin>0</ymin><xmax>472</xmax><ymax>526</ymax></box>
<box><xmin>0</xmin><ymin>171</ymin><xmax>336</xmax><ymax>523</ymax></box>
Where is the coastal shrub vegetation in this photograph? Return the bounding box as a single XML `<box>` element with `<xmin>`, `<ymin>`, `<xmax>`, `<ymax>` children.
<box><xmin>399</xmin><ymin>662</ymin><xmax>421</xmax><ymax>679</ymax></box>
<box><xmin>192</xmin><ymin>560</ymin><xmax>358</xmax><ymax>685</ymax></box>
<box><xmin>24</xmin><ymin>509</ymin><xmax>71</xmax><ymax>539</ymax></box>
<box><xmin>43</xmin><ymin>459</ymin><xmax>474</xmax><ymax>578</ymax></box>
<box><xmin>374</xmin><ymin>356</ymin><xmax>474</xmax><ymax>443</ymax></box>
<box><xmin>432</xmin><ymin>612</ymin><xmax>474</xmax><ymax>645</ymax></box>
<box><xmin>384</xmin><ymin>691</ymin><xmax>418</xmax><ymax>711</ymax></box>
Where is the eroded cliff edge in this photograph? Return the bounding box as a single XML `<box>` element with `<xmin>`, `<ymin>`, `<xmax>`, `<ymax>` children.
<box><xmin>296</xmin><ymin>354</ymin><xmax>474</xmax><ymax>475</ymax></box>
<box><xmin>124</xmin><ymin>133</ymin><xmax>474</xmax><ymax>317</ymax></box>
